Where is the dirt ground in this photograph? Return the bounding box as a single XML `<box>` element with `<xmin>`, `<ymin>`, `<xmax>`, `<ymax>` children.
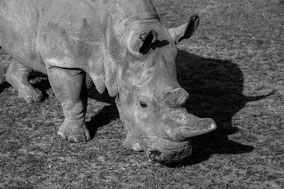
<box><xmin>0</xmin><ymin>0</ymin><xmax>283</xmax><ymax>188</ymax></box>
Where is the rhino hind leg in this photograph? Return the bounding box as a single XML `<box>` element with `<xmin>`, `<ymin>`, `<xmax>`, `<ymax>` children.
<box><xmin>47</xmin><ymin>66</ymin><xmax>90</xmax><ymax>142</ymax></box>
<box><xmin>5</xmin><ymin>59</ymin><xmax>43</xmax><ymax>103</ymax></box>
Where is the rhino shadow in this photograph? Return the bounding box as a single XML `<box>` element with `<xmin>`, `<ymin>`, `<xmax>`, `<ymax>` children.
<box><xmin>175</xmin><ymin>50</ymin><xmax>273</xmax><ymax>166</ymax></box>
<box><xmin>85</xmin><ymin>90</ymin><xmax>119</xmax><ymax>139</ymax></box>
<box><xmin>0</xmin><ymin>82</ymin><xmax>9</xmax><ymax>93</ymax></box>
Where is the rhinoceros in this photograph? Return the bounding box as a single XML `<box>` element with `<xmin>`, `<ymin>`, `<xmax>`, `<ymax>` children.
<box><xmin>0</xmin><ymin>0</ymin><xmax>216</xmax><ymax>163</ymax></box>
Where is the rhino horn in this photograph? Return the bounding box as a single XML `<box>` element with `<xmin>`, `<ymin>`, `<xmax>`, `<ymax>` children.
<box><xmin>164</xmin><ymin>88</ymin><xmax>189</xmax><ymax>108</ymax></box>
<box><xmin>175</xmin><ymin>118</ymin><xmax>216</xmax><ymax>140</ymax></box>
<box><xmin>169</xmin><ymin>14</ymin><xmax>199</xmax><ymax>44</ymax></box>
<box><xmin>166</xmin><ymin>111</ymin><xmax>216</xmax><ymax>141</ymax></box>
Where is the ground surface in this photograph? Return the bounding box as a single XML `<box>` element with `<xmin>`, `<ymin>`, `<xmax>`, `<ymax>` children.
<box><xmin>0</xmin><ymin>0</ymin><xmax>283</xmax><ymax>188</ymax></box>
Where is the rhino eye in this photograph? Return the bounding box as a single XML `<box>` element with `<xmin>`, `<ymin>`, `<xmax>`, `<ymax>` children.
<box><xmin>139</xmin><ymin>100</ymin><xmax>148</xmax><ymax>108</ymax></box>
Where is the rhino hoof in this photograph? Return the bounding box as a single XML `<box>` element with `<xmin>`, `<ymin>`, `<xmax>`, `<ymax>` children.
<box><xmin>148</xmin><ymin>150</ymin><xmax>162</xmax><ymax>163</ymax></box>
<box><xmin>25</xmin><ymin>96</ymin><xmax>34</xmax><ymax>103</ymax></box>
<box><xmin>19</xmin><ymin>89</ymin><xmax>43</xmax><ymax>103</ymax></box>
<box><xmin>57</xmin><ymin>126</ymin><xmax>91</xmax><ymax>143</ymax></box>
<box><xmin>69</xmin><ymin>134</ymin><xmax>90</xmax><ymax>143</ymax></box>
<box><xmin>132</xmin><ymin>143</ymin><xmax>143</xmax><ymax>151</ymax></box>
<box><xmin>58</xmin><ymin>132</ymin><xmax>90</xmax><ymax>143</ymax></box>
<box><xmin>57</xmin><ymin>132</ymin><xmax>68</xmax><ymax>140</ymax></box>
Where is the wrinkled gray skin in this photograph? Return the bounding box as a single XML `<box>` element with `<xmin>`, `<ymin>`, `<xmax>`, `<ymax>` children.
<box><xmin>0</xmin><ymin>0</ymin><xmax>216</xmax><ymax>163</ymax></box>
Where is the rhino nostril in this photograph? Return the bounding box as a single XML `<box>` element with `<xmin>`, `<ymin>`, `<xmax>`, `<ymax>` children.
<box><xmin>139</xmin><ymin>100</ymin><xmax>148</xmax><ymax>108</ymax></box>
<box><xmin>148</xmin><ymin>150</ymin><xmax>162</xmax><ymax>162</ymax></box>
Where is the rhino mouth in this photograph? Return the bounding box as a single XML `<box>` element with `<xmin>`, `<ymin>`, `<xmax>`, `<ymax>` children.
<box><xmin>144</xmin><ymin>139</ymin><xmax>192</xmax><ymax>164</ymax></box>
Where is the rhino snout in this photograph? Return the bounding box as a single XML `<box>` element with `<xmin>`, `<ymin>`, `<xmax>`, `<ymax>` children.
<box><xmin>143</xmin><ymin>109</ymin><xmax>216</xmax><ymax>163</ymax></box>
<box><xmin>148</xmin><ymin>150</ymin><xmax>162</xmax><ymax>162</ymax></box>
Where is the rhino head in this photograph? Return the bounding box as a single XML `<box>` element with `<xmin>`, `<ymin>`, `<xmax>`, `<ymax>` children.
<box><xmin>105</xmin><ymin>15</ymin><xmax>216</xmax><ymax>164</ymax></box>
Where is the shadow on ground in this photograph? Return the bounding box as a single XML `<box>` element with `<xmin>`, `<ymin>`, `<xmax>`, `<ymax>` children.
<box><xmin>175</xmin><ymin>50</ymin><xmax>273</xmax><ymax>166</ymax></box>
<box><xmin>0</xmin><ymin>82</ymin><xmax>9</xmax><ymax>93</ymax></box>
<box><xmin>86</xmin><ymin>90</ymin><xmax>119</xmax><ymax>139</ymax></box>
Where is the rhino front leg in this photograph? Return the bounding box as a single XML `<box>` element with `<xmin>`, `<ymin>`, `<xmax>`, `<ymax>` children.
<box><xmin>47</xmin><ymin>66</ymin><xmax>90</xmax><ymax>142</ymax></box>
<box><xmin>5</xmin><ymin>58</ymin><xmax>43</xmax><ymax>103</ymax></box>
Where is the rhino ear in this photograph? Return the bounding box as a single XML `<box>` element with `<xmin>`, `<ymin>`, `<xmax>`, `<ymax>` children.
<box><xmin>169</xmin><ymin>15</ymin><xmax>199</xmax><ymax>44</ymax></box>
<box><xmin>139</xmin><ymin>30</ymin><xmax>158</xmax><ymax>54</ymax></box>
<box><xmin>128</xmin><ymin>30</ymin><xmax>158</xmax><ymax>55</ymax></box>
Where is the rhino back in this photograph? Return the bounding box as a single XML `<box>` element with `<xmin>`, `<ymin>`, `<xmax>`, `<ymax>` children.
<box><xmin>38</xmin><ymin>0</ymin><xmax>159</xmax><ymax>66</ymax></box>
<box><xmin>0</xmin><ymin>0</ymin><xmax>159</xmax><ymax>84</ymax></box>
<box><xmin>37</xmin><ymin>0</ymin><xmax>104</xmax><ymax>68</ymax></box>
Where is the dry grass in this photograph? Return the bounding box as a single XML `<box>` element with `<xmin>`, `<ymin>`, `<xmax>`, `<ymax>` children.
<box><xmin>0</xmin><ymin>0</ymin><xmax>283</xmax><ymax>188</ymax></box>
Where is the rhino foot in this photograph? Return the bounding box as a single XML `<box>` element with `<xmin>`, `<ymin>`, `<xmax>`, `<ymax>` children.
<box><xmin>5</xmin><ymin>58</ymin><xmax>43</xmax><ymax>103</ymax></box>
<box><xmin>17</xmin><ymin>88</ymin><xmax>43</xmax><ymax>103</ymax></box>
<box><xmin>6</xmin><ymin>74</ymin><xmax>43</xmax><ymax>103</ymax></box>
<box><xmin>57</xmin><ymin>121</ymin><xmax>90</xmax><ymax>143</ymax></box>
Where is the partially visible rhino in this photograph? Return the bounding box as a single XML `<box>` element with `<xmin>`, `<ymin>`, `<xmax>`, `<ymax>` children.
<box><xmin>0</xmin><ymin>0</ymin><xmax>216</xmax><ymax>164</ymax></box>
